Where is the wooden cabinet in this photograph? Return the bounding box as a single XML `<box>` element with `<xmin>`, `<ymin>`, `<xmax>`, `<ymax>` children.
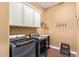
<box><xmin>34</xmin><ymin>10</ymin><xmax>41</xmax><ymax>27</ymax></box>
<box><xmin>23</xmin><ymin>5</ymin><xmax>34</xmax><ymax>27</ymax></box>
<box><xmin>9</xmin><ymin>3</ymin><xmax>23</xmax><ymax>26</ymax></box>
<box><xmin>9</xmin><ymin>2</ymin><xmax>41</xmax><ymax>27</ymax></box>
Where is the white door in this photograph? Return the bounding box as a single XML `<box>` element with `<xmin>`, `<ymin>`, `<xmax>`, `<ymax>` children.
<box><xmin>23</xmin><ymin>5</ymin><xmax>34</xmax><ymax>27</ymax></box>
<box><xmin>34</xmin><ymin>10</ymin><xmax>41</xmax><ymax>27</ymax></box>
<box><xmin>9</xmin><ymin>3</ymin><xmax>23</xmax><ymax>26</ymax></box>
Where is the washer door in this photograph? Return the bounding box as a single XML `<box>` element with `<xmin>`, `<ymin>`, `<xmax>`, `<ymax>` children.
<box><xmin>11</xmin><ymin>40</ymin><xmax>36</xmax><ymax>57</ymax></box>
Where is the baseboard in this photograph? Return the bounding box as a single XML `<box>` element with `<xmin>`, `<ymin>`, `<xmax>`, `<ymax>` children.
<box><xmin>50</xmin><ymin>45</ymin><xmax>77</xmax><ymax>56</ymax></box>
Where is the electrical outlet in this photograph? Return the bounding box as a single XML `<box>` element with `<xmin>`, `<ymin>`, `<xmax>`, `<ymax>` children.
<box><xmin>49</xmin><ymin>31</ymin><xmax>52</xmax><ymax>34</ymax></box>
<box><xmin>59</xmin><ymin>43</ymin><xmax>61</xmax><ymax>46</ymax></box>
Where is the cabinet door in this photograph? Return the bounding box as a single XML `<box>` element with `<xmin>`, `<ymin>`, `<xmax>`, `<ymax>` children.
<box><xmin>23</xmin><ymin>5</ymin><xmax>34</xmax><ymax>27</ymax></box>
<box><xmin>9</xmin><ymin>3</ymin><xmax>23</xmax><ymax>26</ymax></box>
<box><xmin>34</xmin><ymin>10</ymin><xmax>41</xmax><ymax>27</ymax></box>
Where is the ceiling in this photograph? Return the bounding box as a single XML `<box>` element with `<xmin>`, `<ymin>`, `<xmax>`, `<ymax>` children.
<box><xmin>37</xmin><ymin>2</ymin><xmax>61</xmax><ymax>9</ymax></box>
